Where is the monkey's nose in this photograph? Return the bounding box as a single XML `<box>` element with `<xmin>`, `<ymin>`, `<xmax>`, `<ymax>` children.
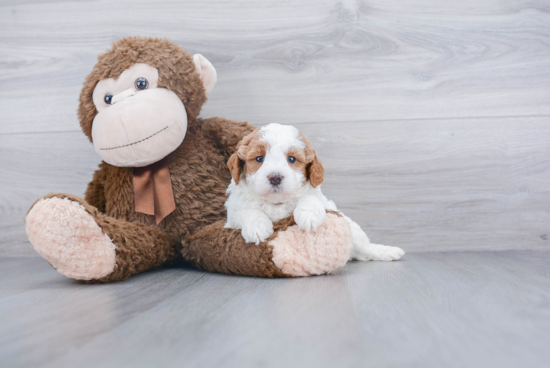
<box><xmin>111</xmin><ymin>88</ymin><xmax>136</xmax><ymax>104</ymax></box>
<box><xmin>268</xmin><ymin>173</ymin><xmax>283</xmax><ymax>186</ymax></box>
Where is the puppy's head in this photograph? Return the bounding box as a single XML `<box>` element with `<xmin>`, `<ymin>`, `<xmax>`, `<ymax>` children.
<box><xmin>227</xmin><ymin>123</ymin><xmax>324</xmax><ymax>203</ymax></box>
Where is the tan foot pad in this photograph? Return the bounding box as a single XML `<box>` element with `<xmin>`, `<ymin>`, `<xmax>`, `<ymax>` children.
<box><xmin>271</xmin><ymin>213</ymin><xmax>353</xmax><ymax>277</ymax></box>
<box><xmin>26</xmin><ymin>197</ymin><xmax>116</xmax><ymax>280</ymax></box>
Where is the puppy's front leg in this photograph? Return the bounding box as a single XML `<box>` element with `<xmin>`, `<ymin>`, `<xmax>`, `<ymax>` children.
<box><xmin>294</xmin><ymin>196</ymin><xmax>327</xmax><ymax>232</ymax></box>
<box><xmin>240</xmin><ymin>210</ymin><xmax>274</xmax><ymax>245</ymax></box>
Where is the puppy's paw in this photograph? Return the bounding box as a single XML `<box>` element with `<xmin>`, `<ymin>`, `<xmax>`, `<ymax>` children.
<box><xmin>352</xmin><ymin>243</ymin><xmax>405</xmax><ymax>261</ymax></box>
<box><xmin>241</xmin><ymin>217</ymin><xmax>274</xmax><ymax>245</ymax></box>
<box><xmin>294</xmin><ymin>205</ymin><xmax>326</xmax><ymax>232</ymax></box>
<box><xmin>375</xmin><ymin>245</ymin><xmax>405</xmax><ymax>261</ymax></box>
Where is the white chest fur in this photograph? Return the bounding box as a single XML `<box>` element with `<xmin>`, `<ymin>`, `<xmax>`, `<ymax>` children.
<box><xmin>258</xmin><ymin>199</ymin><xmax>298</xmax><ymax>222</ymax></box>
<box><xmin>224</xmin><ymin>179</ymin><xmax>301</xmax><ymax>229</ymax></box>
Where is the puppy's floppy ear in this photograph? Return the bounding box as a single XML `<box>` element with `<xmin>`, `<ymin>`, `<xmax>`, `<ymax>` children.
<box><xmin>227</xmin><ymin>128</ymin><xmax>260</xmax><ymax>185</ymax></box>
<box><xmin>307</xmin><ymin>149</ymin><xmax>324</xmax><ymax>188</ymax></box>
<box><xmin>227</xmin><ymin>152</ymin><xmax>243</xmax><ymax>185</ymax></box>
<box><xmin>301</xmin><ymin>133</ymin><xmax>324</xmax><ymax>188</ymax></box>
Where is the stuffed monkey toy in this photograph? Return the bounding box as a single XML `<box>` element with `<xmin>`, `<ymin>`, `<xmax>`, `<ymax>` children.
<box><xmin>25</xmin><ymin>37</ymin><xmax>353</xmax><ymax>282</ymax></box>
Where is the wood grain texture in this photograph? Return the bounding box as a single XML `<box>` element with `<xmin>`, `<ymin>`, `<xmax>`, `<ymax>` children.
<box><xmin>1</xmin><ymin>0</ymin><xmax>550</xmax><ymax>134</ymax></box>
<box><xmin>304</xmin><ymin>116</ymin><xmax>550</xmax><ymax>253</ymax></box>
<box><xmin>2</xmin><ymin>116</ymin><xmax>549</xmax><ymax>256</ymax></box>
<box><xmin>1</xmin><ymin>252</ymin><xmax>549</xmax><ymax>367</ymax></box>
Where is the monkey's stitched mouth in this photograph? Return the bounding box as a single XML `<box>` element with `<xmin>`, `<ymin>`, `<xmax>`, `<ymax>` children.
<box><xmin>99</xmin><ymin>126</ymin><xmax>169</xmax><ymax>151</ymax></box>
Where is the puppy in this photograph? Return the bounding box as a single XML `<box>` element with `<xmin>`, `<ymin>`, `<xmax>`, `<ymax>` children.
<box><xmin>224</xmin><ymin>123</ymin><xmax>405</xmax><ymax>261</ymax></box>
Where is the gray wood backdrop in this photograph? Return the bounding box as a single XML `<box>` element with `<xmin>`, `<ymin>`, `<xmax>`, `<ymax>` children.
<box><xmin>1</xmin><ymin>0</ymin><xmax>549</xmax><ymax>256</ymax></box>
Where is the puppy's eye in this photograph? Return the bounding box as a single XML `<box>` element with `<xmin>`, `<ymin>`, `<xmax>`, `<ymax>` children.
<box><xmin>288</xmin><ymin>156</ymin><xmax>296</xmax><ymax>164</ymax></box>
<box><xmin>255</xmin><ymin>156</ymin><xmax>264</xmax><ymax>163</ymax></box>
<box><xmin>135</xmin><ymin>77</ymin><xmax>148</xmax><ymax>90</ymax></box>
<box><xmin>104</xmin><ymin>94</ymin><xmax>113</xmax><ymax>104</ymax></box>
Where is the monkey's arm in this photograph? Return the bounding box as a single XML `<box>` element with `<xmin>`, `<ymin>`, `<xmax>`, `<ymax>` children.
<box><xmin>199</xmin><ymin>117</ymin><xmax>255</xmax><ymax>157</ymax></box>
<box><xmin>84</xmin><ymin>164</ymin><xmax>107</xmax><ymax>213</ymax></box>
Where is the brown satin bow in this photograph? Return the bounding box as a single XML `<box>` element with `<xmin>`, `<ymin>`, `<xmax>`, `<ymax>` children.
<box><xmin>133</xmin><ymin>158</ymin><xmax>176</xmax><ymax>225</ymax></box>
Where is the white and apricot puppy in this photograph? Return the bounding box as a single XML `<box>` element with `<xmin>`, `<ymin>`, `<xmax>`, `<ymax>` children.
<box><xmin>224</xmin><ymin>123</ymin><xmax>405</xmax><ymax>261</ymax></box>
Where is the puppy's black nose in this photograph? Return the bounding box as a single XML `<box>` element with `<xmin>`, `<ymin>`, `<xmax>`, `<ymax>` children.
<box><xmin>268</xmin><ymin>173</ymin><xmax>283</xmax><ymax>186</ymax></box>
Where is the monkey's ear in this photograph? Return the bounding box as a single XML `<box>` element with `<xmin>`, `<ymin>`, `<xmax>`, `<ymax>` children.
<box><xmin>193</xmin><ymin>54</ymin><xmax>217</xmax><ymax>96</ymax></box>
<box><xmin>227</xmin><ymin>152</ymin><xmax>243</xmax><ymax>185</ymax></box>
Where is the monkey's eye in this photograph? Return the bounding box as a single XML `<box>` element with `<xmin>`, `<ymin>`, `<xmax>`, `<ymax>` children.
<box><xmin>256</xmin><ymin>156</ymin><xmax>264</xmax><ymax>163</ymax></box>
<box><xmin>104</xmin><ymin>94</ymin><xmax>113</xmax><ymax>104</ymax></box>
<box><xmin>288</xmin><ymin>156</ymin><xmax>296</xmax><ymax>164</ymax></box>
<box><xmin>135</xmin><ymin>77</ymin><xmax>149</xmax><ymax>90</ymax></box>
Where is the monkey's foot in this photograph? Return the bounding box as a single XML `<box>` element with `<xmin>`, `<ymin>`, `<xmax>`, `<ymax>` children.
<box><xmin>26</xmin><ymin>196</ymin><xmax>117</xmax><ymax>280</ymax></box>
<box><xmin>270</xmin><ymin>212</ymin><xmax>353</xmax><ymax>277</ymax></box>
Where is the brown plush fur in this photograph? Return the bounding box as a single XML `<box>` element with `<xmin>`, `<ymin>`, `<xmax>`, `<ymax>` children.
<box><xmin>32</xmin><ymin>193</ymin><xmax>175</xmax><ymax>283</ymax></box>
<box><xmin>183</xmin><ymin>219</ymin><xmax>291</xmax><ymax>278</ymax></box>
<box><xmin>29</xmin><ymin>37</ymin><xmax>299</xmax><ymax>282</ymax></box>
<box><xmin>84</xmin><ymin>120</ymin><xmax>248</xmax><ymax>243</ymax></box>
<box><xmin>78</xmin><ymin>37</ymin><xmax>207</xmax><ymax>142</ymax></box>
<box><xmin>183</xmin><ymin>210</ymin><xmax>341</xmax><ymax>277</ymax></box>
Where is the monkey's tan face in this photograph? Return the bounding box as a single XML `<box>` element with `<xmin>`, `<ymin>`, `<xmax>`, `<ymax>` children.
<box><xmin>91</xmin><ymin>63</ymin><xmax>187</xmax><ymax>167</ymax></box>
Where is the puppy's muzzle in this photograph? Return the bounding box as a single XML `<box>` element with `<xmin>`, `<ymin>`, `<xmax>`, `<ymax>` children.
<box><xmin>268</xmin><ymin>173</ymin><xmax>283</xmax><ymax>186</ymax></box>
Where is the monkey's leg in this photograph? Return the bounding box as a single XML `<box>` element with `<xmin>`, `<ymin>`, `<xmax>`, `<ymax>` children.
<box><xmin>183</xmin><ymin>211</ymin><xmax>353</xmax><ymax>277</ymax></box>
<box><xmin>25</xmin><ymin>193</ymin><xmax>176</xmax><ymax>283</ymax></box>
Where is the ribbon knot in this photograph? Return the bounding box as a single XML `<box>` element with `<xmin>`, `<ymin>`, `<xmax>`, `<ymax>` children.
<box><xmin>133</xmin><ymin>158</ymin><xmax>176</xmax><ymax>224</ymax></box>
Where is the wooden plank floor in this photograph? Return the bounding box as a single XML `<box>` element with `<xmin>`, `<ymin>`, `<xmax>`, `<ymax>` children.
<box><xmin>1</xmin><ymin>251</ymin><xmax>549</xmax><ymax>368</ymax></box>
